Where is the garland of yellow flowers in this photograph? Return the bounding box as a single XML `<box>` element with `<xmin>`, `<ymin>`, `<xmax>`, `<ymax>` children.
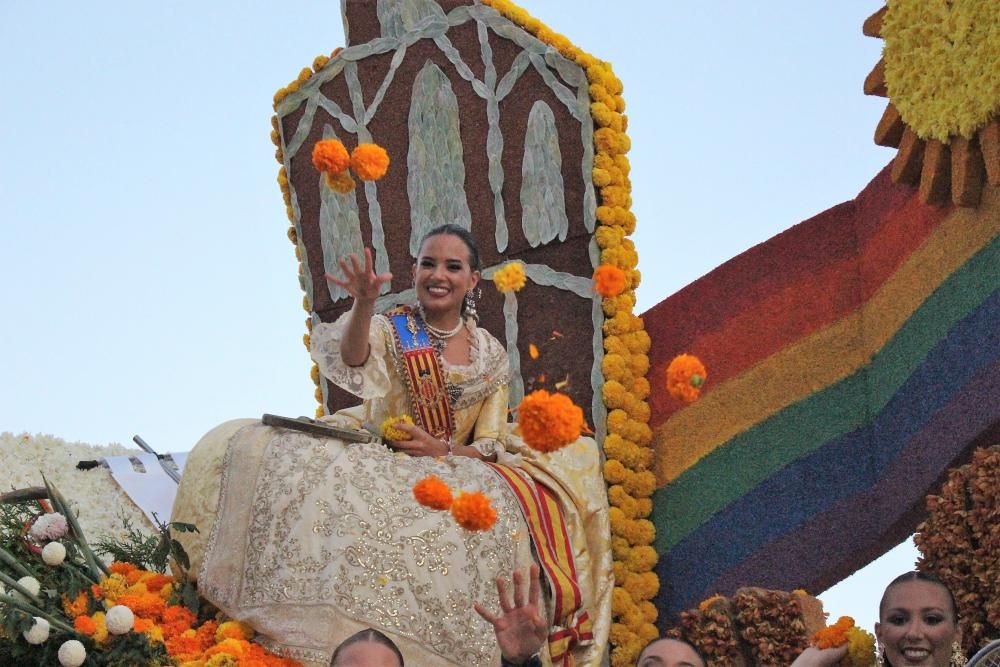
<box><xmin>270</xmin><ymin>8</ymin><xmax>657</xmax><ymax>662</ymax></box>
<box><xmin>270</xmin><ymin>49</ymin><xmax>342</xmax><ymax>418</ymax></box>
<box><xmin>481</xmin><ymin>2</ymin><xmax>658</xmax><ymax>664</ymax></box>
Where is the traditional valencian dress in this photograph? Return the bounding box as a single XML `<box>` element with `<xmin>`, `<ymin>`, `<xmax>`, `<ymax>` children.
<box><xmin>175</xmin><ymin>308</ymin><xmax>612</xmax><ymax>667</ymax></box>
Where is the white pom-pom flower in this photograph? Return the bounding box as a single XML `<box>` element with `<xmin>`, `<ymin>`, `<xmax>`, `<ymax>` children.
<box><xmin>29</xmin><ymin>512</ymin><xmax>69</xmax><ymax>541</ymax></box>
<box><xmin>58</xmin><ymin>639</ymin><xmax>87</xmax><ymax>667</ymax></box>
<box><xmin>15</xmin><ymin>576</ymin><xmax>40</xmax><ymax>601</ymax></box>
<box><xmin>23</xmin><ymin>616</ymin><xmax>50</xmax><ymax>644</ymax></box>
<box><xmin>42</xmin><ymin>541</ymin><xmax>67</xmax><ymax>566</ymax></box>
<box><xmin>105</xmin><ymin>604</ymin><xmax>135</xmax><ymax>635</ymax></box>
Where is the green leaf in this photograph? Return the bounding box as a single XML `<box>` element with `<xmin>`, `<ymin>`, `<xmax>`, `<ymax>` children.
<box><xmin>169</xmin><ymin>522</ymin><xmax>199</xmax><ymax>533</ymax></box>
<box><xmin>170</xmin><ymin>539</ymin><xmax>190</xmax><ymax>571</ymax></box>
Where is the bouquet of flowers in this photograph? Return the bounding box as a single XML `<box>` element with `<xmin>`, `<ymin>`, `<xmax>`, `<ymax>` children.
<box><xmin>0</xmin><ymin>478</ymin><xmax>301</xmax><ymax>666</ymax></box>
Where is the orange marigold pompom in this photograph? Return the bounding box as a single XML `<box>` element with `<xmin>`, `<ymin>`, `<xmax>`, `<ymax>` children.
<box><xmin>413</xmin><ymin>475</ymin><xmax>454</xmax><ymax>511</ymax></box>
<box><xmin>311</xmin><ymin>138</ymin><xmax>350</xmax><ymax>174</ymax></box>
<box><xmin>517</xmin><ymin>389</ymin><xmax>585</xmax><ymax>452</ymax></box>
<box><xmin>325</xmin><ymin>170</ymin><xmax>356</xmax><ymax>194</ymax></box>
<box><xmin>451</xmin><ymin>491</ymin><xmax>497</xmax><ymax>531</ymax></box>
<box><xmin>665</xmin><ymin>353</ymin><xmax>707</xmax><ymax>402</ymax></box>
<box><xmin>74</xmin><ymin>614</ymin><xmax>97</xmax><ymax>635</ymax></box>
<box><xmin>812</xmin><ymin>615</ymin><xmax>855</xmax><ymax>649</ymax></box>
<box><xmin>594</xmin><ymin>264</ymin><xmax>627</xmax><ymax>297</ymax></box>
<box><xmin>351</xmin><ymin>143</ymin><xmax>390</xmax><ymax>181</ymax></box>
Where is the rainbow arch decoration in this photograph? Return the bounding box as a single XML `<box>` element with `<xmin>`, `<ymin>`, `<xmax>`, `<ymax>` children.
<box><xmin>644</xmin><ymin>165</ymin><xmax>1000</xmax><ymax>614</ymax></box>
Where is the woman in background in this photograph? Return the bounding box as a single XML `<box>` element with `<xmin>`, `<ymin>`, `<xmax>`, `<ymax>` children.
<box><xmin>792</xmin><ymin>571</ymin><xmax>964</xmax><ymax>667</ymax></box>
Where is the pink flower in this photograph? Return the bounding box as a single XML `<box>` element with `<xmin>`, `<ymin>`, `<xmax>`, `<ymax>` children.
<box><xmin>29</xmin><ymin>512</ymin><xmax>68</xmax><ymax>541</ymax></box>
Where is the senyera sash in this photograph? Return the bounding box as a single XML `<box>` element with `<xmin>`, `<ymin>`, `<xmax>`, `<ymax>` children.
<box><xmin>387</xmin><ymin>306</ymin><xmax>455</xmax><ymax>441</ymax></box>
<box><xmin>489</xmin><ymin>463</ymin><xmax>593</xmax><ymax>666</ymax></box>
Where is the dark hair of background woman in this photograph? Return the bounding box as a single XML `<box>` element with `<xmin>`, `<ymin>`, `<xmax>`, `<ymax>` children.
<box><xmin>330</xmin><ymin>628</ymin><xmax>405</xmax><ymax>667</ymax></box>
<box><xmin>878</xmin><ymin>570</ymin><xmax>959</xmax><ymax>622</ymax></box>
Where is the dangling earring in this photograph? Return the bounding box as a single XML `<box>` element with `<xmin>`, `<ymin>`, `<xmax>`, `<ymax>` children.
<box><xmin>951</xmin><ymin>641</ymin><xmax>967</xmax><ymax>667</ymax></box>
<box><xmin>875</xmin><ymin>641</ymin><xmax>885</xmax><ymax>667</ymax></box>
<box><xmin>463</xmin><ymin>288</ymin><xmax>479</xmax><ymax>322</ymax></box>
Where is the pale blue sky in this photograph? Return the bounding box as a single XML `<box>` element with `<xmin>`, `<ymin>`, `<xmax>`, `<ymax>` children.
<box><xmin>1</xmin><ymin>1</ymin><xmax>914</xmax><ymax>632</ymax></box>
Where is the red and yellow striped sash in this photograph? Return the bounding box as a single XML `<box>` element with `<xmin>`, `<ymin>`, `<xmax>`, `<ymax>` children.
<box><xmin>489</xmin><ymin>463</ymin><xmax>593</xmax><ymax>665</ymax></box>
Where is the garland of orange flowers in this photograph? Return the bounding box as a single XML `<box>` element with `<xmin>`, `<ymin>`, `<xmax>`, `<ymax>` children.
<box><xmin>481</xmin><ymin>2</ymin><xmax>655</xmax><ymax>664</ymax></box>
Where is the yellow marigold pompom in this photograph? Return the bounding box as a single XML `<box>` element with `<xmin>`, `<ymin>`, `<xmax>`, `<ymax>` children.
<box><xmin>325</xmin><ymin>170</ymin><xmax>357</xmax><ymax>194</ymax></box>
<box><xmin>517</xmin><ymin>389</ymin><xmax>584</xmax><ymax>452</ymax></box>
<box><xmin>350</xmin><ymin>143</ymin><xmax>390</xmax><ymax>181</ymax></box>
<box><xmin>413</xmin><ymin>475</ymin><xmax>453</xmax><ymax>510</ymax></box>
<box><xmin>842</xmin><ymin>625</ymin><xmax>877</xmax><ymax>667</ymax></box>
<box><xmin>492</xmin><ymin>261</ymin><xmax>527</xmax><ymax>292</ymax></box>
<box><xmin>381</xmin><ymin>414</ymin><xmax>414</xmax><ymax>441</ymax></box>
<box><xmin>451</xmin><ymin>491</ymin><xmax>497</xmax><ymax>531</ymax></box>
<box><xmin>594</xmin><ymin>264</ymin><xmax>627</xmax><ymax>297</ymax></box>
<box><xmin>666</xmin><ymin>353</ymin><xmax>707</xmax><ymax>403</ymax></box>
<box><xmin>311</xmin><ymin>138</ymin><xmax>350</xmax><ymax>174</ymax></box>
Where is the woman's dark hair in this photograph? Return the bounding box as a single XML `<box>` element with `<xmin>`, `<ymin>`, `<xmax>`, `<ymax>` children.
<box><xmin>637</xmin><ymin>637</ymin><xmax>708</xmax><ymax>667</ymax></box>
<box><xmin>879</xmin><ymin>570</ymin><xmax>959</xmax><ymax>623</ymax></box>
<box><xmin>418</xmin><ymin>224</ymin><xmax>481</xmax><ymax>271</ymax></box>
<box><xmin>330</xmin><ymin>628</ymin><xmax>404</xmax><ymax>666</ymax></box>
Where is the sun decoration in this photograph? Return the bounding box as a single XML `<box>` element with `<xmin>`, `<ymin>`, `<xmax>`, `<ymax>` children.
<box><xmin>864</xmin><ymin>2</ymin><xmax>1000</xmax><ymax>207</ymax></box>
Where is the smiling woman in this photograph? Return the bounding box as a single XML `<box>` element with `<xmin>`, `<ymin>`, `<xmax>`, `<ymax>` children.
<box><xmin>876</xmin><ymin>573</ymin><xmax>964</xmax><ymax>667</ymax></box>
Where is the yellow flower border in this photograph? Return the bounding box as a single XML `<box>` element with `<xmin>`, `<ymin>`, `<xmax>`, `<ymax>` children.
<box><xmin>271</xmin><ymin>7</ymin><xmax>657</xmax><ymax>662</ymax></box>
<box><xmin>271</xmin><ymin>49</ymin><xmax>342</xmax><ymax>419</ymax></box>
<box><xmin>481</xmin><ymin>2</ymin><xmax>657</xmax><ymax>664</ymax></box>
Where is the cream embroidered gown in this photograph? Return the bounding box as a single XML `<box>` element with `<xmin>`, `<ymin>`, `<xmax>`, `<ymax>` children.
<box><xmin>171</xmin><ymin>313</ymin><xmax>612</xmax><ymax>667</ymax></box>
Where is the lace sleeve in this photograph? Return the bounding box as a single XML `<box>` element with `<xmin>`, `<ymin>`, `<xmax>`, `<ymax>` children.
<box><xmin>310</xmin><ymin>313</ymin><xmax>393</xmax><ymax>399</ymax></box>
<box><xmin>468</xmin><ymin>382</ymin><xmax>509</xmax><ymax>457</ymax></box>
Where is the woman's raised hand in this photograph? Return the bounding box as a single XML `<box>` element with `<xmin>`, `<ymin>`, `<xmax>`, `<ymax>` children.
<box><xmin>325</xmin><ymin>248</ymin><xmax>392</xmax><ymax>304</ymax></box>
<box><xmin>474</xmin><ymin>564</ymin><xmax>548</xmax><ymax>665</ymax></box>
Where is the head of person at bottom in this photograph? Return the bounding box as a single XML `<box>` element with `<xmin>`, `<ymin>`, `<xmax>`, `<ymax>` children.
<box><xmin>412</xmin><ymin>223</ymin><xmax>481</xmax><ymax>325</ymax></box>
<box><xmin>876</xmin><ymin>571</ymin><xmax>962</xmax><ymax>667</ymax></box>
<box><xmin>637</xmin><ymin>637</ymin><xmax>707</xmax><ymax>667</ymax></box>
<box><xmin>330</xmin><ymin>628</ymin><xmax>404</xmax><ymax>667</ymax></box>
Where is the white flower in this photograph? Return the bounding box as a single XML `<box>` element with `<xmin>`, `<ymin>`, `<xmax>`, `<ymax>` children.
<box><xmin>42</xmin><ymin>541</ymin><xmax>67</xmax><ymax>566</ymax></box>
<box><xmin>15</xmin><ymin>576</ymin><xmax>40</xmax><ymax>601</ymax></box>
<box><xmin>23</xmin><ymin>616</ymin><xmax>50</xmax><ymax>644</ymax></box>
<box><xmin>105</xmin><ymin>604</ymin><xmax>134</xmax><ymax>635</ymax></box>
<box><xmin>58</xmin><ymin>639</ymin><xmax>87</xmax><ymax>667</ymax></box>
<box><xmin>29</xmin><ymin>512</ymin><xmax>69</xmax><ymax>541</ymax></box>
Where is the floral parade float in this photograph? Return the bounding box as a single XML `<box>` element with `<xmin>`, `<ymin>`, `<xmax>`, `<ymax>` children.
<box><xmin>5</xmin><ymin>0</ymin><xmax>1000</xmax><ymax>665</ymax></box>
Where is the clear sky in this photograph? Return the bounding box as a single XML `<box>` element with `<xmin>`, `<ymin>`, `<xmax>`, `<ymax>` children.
<box><xmin>1</xmin><ymin>0</ymin><xmax>916</xmax><ymax>634</ymax></box>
